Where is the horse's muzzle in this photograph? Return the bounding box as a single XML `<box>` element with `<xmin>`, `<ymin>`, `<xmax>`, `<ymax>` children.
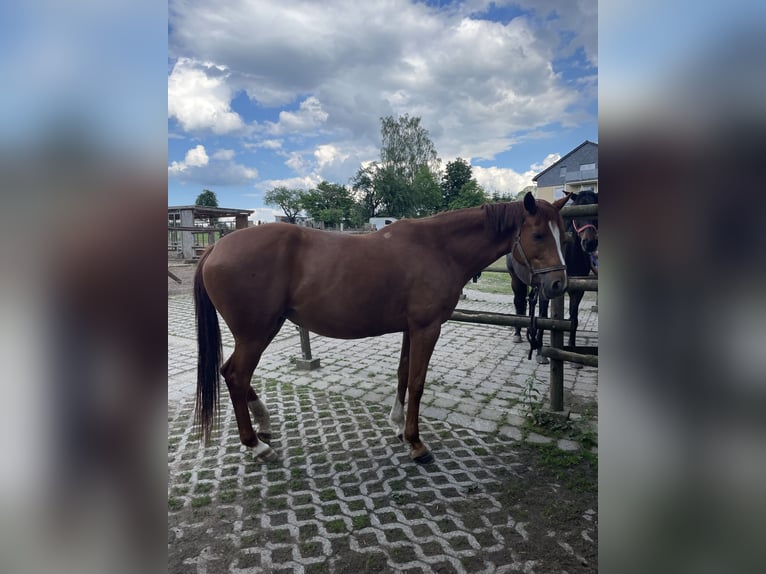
<box><xmin>582</xmin><ymin>237</ymin><xmax>598</xmax><ymax>253</ymax></box>
<box><xmin>541</xmin><ymin>273</ymin><xmax>567</xmax><ymax>300</ymax></box>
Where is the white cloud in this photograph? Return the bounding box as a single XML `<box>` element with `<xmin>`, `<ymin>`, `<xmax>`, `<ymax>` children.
<box><xmin>168</xmin><ymin>144</ymin><xmax>209</xmax><ymax>174</ymax></box>
<box><xmin>169</xmin><ymin>143</ymin><xmax>258</xmax><ymax>185</ymax></box>
<box><xmin>168</xmin><ymin>57</ymin><xmax>245</xmax><ymax>134</ymax></box>
<box><xmin>473</xmin><ymin>153</ymin><xmax>561</xmax><ymax>195</ymax></box>
<box><xmin>169</xmin><ymin>1</ymin><xmax>595</xmax><ymax>159</ymax></box>
<box><xmin>248</xmin><ymin>207</ymin><xmax>284</xmax><ymax>224</ymax></box>
<box><xmin>266</xmin><ymin>96</ymin><xmax>328</xmax><ymax>136</ymax></box>
<box><xmin>249</xmin><ymin>175</ymin><xmax>322</xmax><ymax>195</ymax></box>
<box><xmin>168</xmin><ymin>0</ymin><xmax>597</xmax><ymax>203</ymax></box>
<box><xmin>212</xmin><ymin>149</ymin><xmax>235</xmax><ymax>161</ymax></box>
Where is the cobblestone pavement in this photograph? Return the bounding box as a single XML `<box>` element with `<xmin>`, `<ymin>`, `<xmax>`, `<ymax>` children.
<box><xmin>169</xmin><ymin>286</ymin><xmax>598</xmax><ymax>573</ymax></box>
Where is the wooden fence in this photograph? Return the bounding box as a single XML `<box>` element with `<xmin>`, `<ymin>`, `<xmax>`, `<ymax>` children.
<box><xmin>449</xmin><ymin>202</ymin><xmax>599</xmax><ymax>411</ymax></box>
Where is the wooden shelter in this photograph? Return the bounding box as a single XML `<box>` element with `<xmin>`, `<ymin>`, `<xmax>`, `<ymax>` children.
<box><xmin>168</xmin><ymin>205</ymin><xmax>254</xmax><ymax>260</ymax></box>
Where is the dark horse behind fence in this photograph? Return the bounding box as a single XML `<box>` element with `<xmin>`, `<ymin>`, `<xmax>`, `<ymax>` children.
<box><xmin>507</xmin><ymin>189</ymin><xmax>598</xmax><ymax>364</ymax></box>
<box><xmin>194</xmin><ymin>192</ymin><xmax>569</xmax><ymax>464</ymax></box>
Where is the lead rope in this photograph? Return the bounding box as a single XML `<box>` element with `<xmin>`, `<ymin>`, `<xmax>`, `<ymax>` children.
<box><xmin>526</xmin><ymin>285</ymin><xmax>540</xmax><ymax>360</ymax></box>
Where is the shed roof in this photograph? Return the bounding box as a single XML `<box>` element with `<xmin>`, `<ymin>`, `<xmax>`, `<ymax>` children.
<box><xmin>168</xmin><ymin>205</ymin><xmax>254</xmax><ymax>218</ymax></box>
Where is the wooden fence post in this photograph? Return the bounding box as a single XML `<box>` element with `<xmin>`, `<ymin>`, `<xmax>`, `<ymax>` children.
<box><xmin>549</xmin><ymin>294</ymin><xmax>565</xmax><ymax>411</ymax></box>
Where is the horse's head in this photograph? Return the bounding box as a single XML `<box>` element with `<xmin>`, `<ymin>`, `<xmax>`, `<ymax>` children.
<box><xmin>510</xmin><ymin>192</ymin><xmax>568</xmax><ymax>300</ymax></box>
<box><xmin>568</xmin><ymin>190</ymin><xmax>598</xmax><ymax>254</ymax></box>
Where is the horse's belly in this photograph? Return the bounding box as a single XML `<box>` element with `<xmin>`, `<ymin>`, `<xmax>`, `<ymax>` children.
<box><xmin>287</xmin><ymin>304</ymin><xmax>406</xmax><ymax>340</ymax></box>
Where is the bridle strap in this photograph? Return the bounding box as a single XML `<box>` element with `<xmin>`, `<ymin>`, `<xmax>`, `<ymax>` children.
<box><xmin>510</xmin><ymin>229</ymin><xmax>565</xmax><ymax>361</ymax></box>
<box><xmin>572</xmin><ymin>221</ymin><xmax>597</xmax><ymax>234</ymax></box>
<box><xmin>511</xmin><ymin>232</ymin><xmax>567</xmax><ymax>281</ymax></box>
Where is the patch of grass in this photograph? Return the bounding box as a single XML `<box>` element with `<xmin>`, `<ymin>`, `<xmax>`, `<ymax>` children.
<box><xmin>267</xmin><ymin>483</ymin><xmax>288</xmax><ymax>497</ymax></box>
<box><xmin>266</xmin><ymin>496</ymin><xmax>288</xmax><ymax>510</ymax></box>
<box><xmin>464</xmin><ymin>271</ymin><xmax>515</xmax><ymax>295</ymax></box>
<box><xmin>300</xmin><ymin>540</ymin><xmax>323</xmax><ymax>557</ymax></box>
<box><xmin>351</xmin><ymin>514</ymin><xmax>371</xmax><ymax>530</ymax></box>
<box><xmin>219</xmin><ymin>490</ymin><xmax>237</xmax><ymax>503</ymax></box>
<box><xmin>526</xmin><ymin>442</ymin><xmax>597</xmax><ymax>493</ymax></box>
<box><xmin>326</xmin><ymin>519</ymin><xmax>346</xmax><ymax>533</ymax></box>
<box><xmin>194</xmin><ymin>482</ymin><xmax>214</xmax><ymax>494</ymax></box>
<box><xmin>319</xmin><ymin>488</ymin><xmax>338</xmax><ymax>502</ymax></box>
<box><xmin>168</xmin><ymin>497</ymin><xmax>183</xmax><ymax>511</ymax></box>
<box><xmin>191</xmin><ymin>495</ymin><xmax>212</xmax><ymax>508</ymax></box>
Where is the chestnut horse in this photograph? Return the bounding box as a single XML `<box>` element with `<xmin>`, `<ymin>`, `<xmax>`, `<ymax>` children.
<box><xmin>508</xmin><ymin>190</ymin><xmax>598</xmax><ymax>363</ymax></box>
<box><xmin>194</xmin><ymin>192</ymin><xmax>568</xmax><ymax>464</ymax></box>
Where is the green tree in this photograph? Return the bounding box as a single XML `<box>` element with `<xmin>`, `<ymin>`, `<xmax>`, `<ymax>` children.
<box><xmin>447</xmin><ymin>180</ymin><xmax>488</xmax><ymax>210</ymax></box>
<box><xmin>375</xmin><ymin>165</ymin><xmax>418</xmax><ymax>218</ymax></box>
<box><xmin>411</xmin><ymin>167</ymin><xmax>442</xmax><ymax>216</ymax></box>
<box><xmin>300</xmin><ymin>181</ymin><xmax>354</xmax><ymax>228</ymax></box>
<box><xmin>441</xmin><ymin>158</ymin><xmax>472</xmax><ymax>209</ymax></box>
<box><xmin>195</xmin><ymin>189</ymin><xmax>219</xmax><ymax>207</ymax></box>
<box><xmin>264</xmin><ymin>186</ymin><xmax>303</xmax><ymax>223</ymax></box>
<box><xmin>350</xmin><ymin>164</ymin><xmax>383</xmax><ymax>223</ymax></box>
<box><xmin>380</xmin><ymin>114</ymin><xmax>440</xmax><ymax>186</ymax></box>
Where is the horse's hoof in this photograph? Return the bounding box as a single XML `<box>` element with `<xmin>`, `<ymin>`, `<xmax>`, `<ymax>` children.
<box><xmin>512</xmin><ymin>335</ymin><xmax>522</xmax><ymax>343</ymax></box>
<box><xmin>254</xmin><ymin>446</ymin><xmax>279</xmax><ymax>463</ymax></box>
<box><xmin>257</xmin><ymin>432</ymin><xmax>272</xmax><ymax>444</ymax></box>
<box><xmin>396</xmin><ymin>433</ymin><xmax>404</xmax><ymax>443</ymax></box>
<box><xmin>536</xmin><ymin>355</ymin><xmax>549</xmax><ymax>365</ymax></box>
<box><xmin>412</xmin><ymin>451</ymin><xmax>435</xmax><ymax>464</ymax></box>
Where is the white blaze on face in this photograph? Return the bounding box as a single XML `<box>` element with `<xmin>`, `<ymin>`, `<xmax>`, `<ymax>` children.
<box><xmin>548</xmin><ymin>221</ymin><xmax>566</xmax><ymax>266</ymax></box>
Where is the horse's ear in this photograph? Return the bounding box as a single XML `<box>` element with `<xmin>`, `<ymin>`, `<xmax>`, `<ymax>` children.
<box><xmin>552</xmin><ymin>192</ymin><xmax>573</xmax><ymax>211</ymax></box>
<box><xmin>523</xmin><ymin>192</ymin><xmax>537</xmax><ymax>215</ymax></box>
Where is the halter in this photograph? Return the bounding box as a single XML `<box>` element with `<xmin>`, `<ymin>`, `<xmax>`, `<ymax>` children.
<box><xmin>572</xmin><ymin>220</ymin><xmax>598</xmax><ymax>234</ymax></box>
<box><xmin>509</xmin><ymin>228</ymin><xmax>566</xmax><ymax>360</ymax></box>
<box><xmin>509</xmin><ymin>229</ymin><xmax>567</xmax><ymax>286</ymax></box>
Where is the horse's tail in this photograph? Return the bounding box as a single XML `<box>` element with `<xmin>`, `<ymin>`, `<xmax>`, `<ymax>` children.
<box><xmin>193</xmin><ymin>246</ymin><xmax>222</xmax><ymax>444</ymax></box>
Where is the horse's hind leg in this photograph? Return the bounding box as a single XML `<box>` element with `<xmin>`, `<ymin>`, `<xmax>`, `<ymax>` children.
<box><xmin>221</xmin><ymin>342</ymin><xmax>278</xmax><ymax>462</ymax></box>
<box><xmin>247</xmin><ymin>387</ymin><xmax>272</xmax><ymax>444</ymax></box>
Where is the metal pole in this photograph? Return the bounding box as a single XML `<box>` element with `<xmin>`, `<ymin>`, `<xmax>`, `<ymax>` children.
<box><xmin>295</xmin><ymin>327</ymin><xmax>321</xmax><ymax>370</ymax></box>
<box><xmin>299</xmin><ymin>327</ymin><xmax>312</xmax><ymax>360</ymax></box>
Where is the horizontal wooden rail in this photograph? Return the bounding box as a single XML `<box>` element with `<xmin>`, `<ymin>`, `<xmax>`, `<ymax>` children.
<box><xmin>472</xmin><ymin>269</ymin><xmax>598</xmax><ymax>293</ymax></box>
<box><xmin>539</xmin><ymin>346</ymin><xmax>598</xmax><ymax>367</ymax></box>
<box><xmin>450</xmin><ymin>309</ymin><xmax>572</xmax><ymax>331</ymax></box>
<box><xmin>560</xmin><ymin>204</ymin><xmax>598</xmax><ymax>218</ymax></box>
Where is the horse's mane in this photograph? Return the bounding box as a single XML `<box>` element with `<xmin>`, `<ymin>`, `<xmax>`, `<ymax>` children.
<box><xmin>482</xmin><ymin>202</ymin><xmax>523</xmax><ymax>237</ymax></box>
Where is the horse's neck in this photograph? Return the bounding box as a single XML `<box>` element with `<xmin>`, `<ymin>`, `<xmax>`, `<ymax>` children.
<box><xmin>433</xmin><ymin>205</ymin><xmax>519</xmax><ymax>279</ymax></box>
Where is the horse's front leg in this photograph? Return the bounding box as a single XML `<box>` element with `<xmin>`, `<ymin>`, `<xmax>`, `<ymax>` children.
<box><xmin>403</xmin><ymin>323</ymin><xmax>441</xmax><ymax>464</ymax></box>
<box><xmin>536</xmin><ymin>298</ymin><xmax>550</xmax><ymax>364</ymax></box>
<box><xmin>389</xmin><ymin>331</ymin><xmax>410</xmax><ymax>441</ymax></box>
<box><xmin>568</xmin><ymin>290</ymin><xmax>584</xmax><ymax>369</ymax></box>
<box><xmin>511</xmin><ymin>275</ymin><xmax>527</xmax><ymax>343</ymax></box>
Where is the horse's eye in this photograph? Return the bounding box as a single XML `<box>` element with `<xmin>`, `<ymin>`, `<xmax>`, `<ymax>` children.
<box><xmin>533</xmin><ymin>233</ymin><xmax>545</xmax><ymax>241</ymax></box>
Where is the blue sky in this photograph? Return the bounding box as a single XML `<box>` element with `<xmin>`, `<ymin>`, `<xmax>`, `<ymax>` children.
<box><xmin>168</xmin><ymin>0</ymin><xmax>597</xmax><ymax>222</ymax></box>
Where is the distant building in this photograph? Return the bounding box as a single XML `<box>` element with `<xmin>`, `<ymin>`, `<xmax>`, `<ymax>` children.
<box><xmin>168</xmin><ymin>205</ymin><xmax>253</xmax><ymax>260</ymax></box>
<box><xmin>533</xmin><ymin>140</ymin><xmax>598</xmax><ymax>202</ymax></box>
<box><xmin>369</xmin><ymin>217</ymin><xmax>398</xmax><ymax>231</ymax></box>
